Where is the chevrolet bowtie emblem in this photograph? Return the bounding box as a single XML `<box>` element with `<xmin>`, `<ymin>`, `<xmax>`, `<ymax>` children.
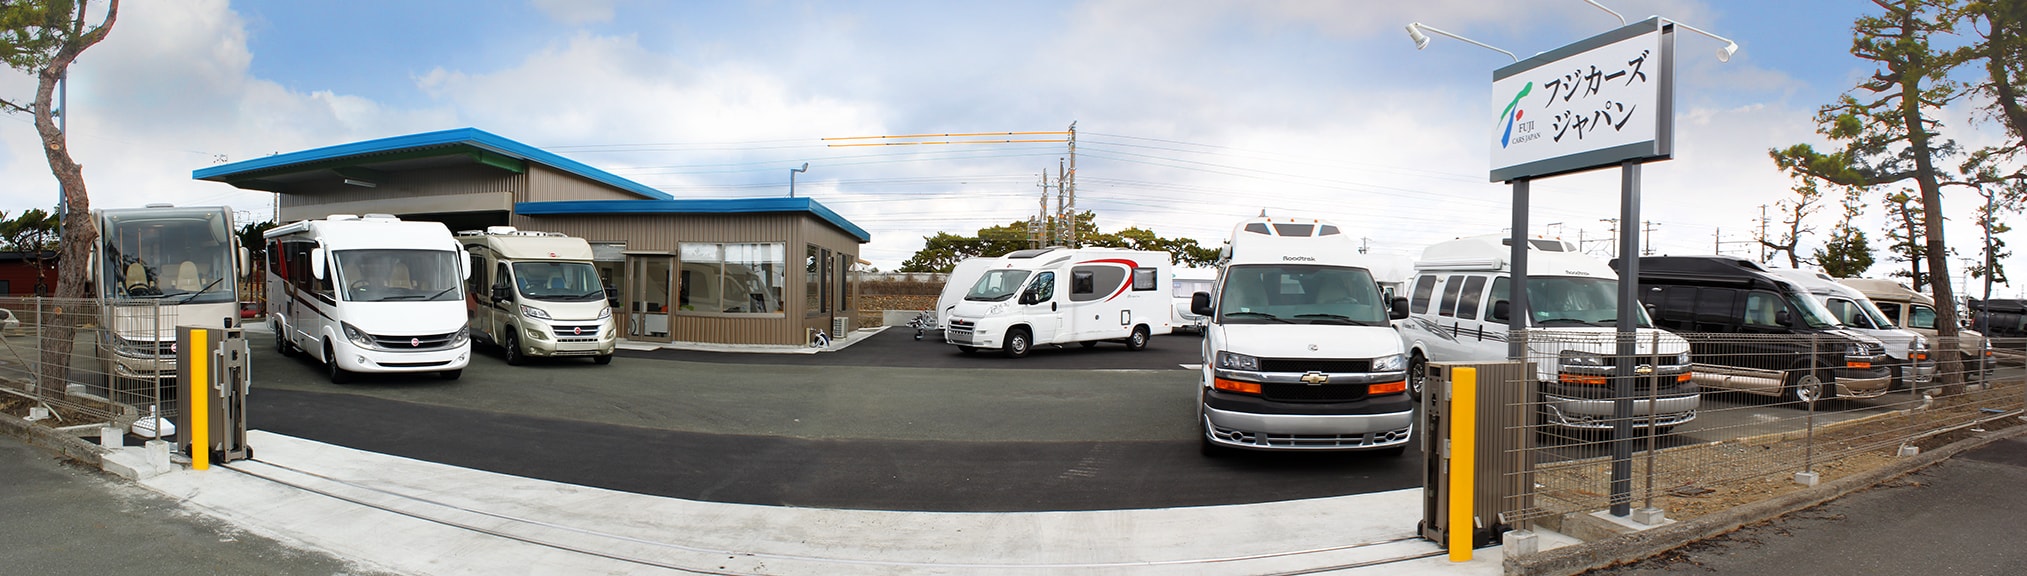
<box><xmin>1635</xmin><ymin>365</ymin><xmax>1655</xmax><ymax>375</ymax></box>
<box><xmin>1301</xmin><ymin>372</ymin><xmax>1329</xmax><ymax>385</ymax></box>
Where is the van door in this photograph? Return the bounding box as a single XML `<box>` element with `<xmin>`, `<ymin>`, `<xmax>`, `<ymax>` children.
<box><xmin>1021</xmin><ymin>271</ymin><xmax>1062</xmax><ymax>344</ymax></box>
<box><xmin>1738</xmin><ymin>289</ymin><xmax>1802</xmax><ymax>393</ymax></box>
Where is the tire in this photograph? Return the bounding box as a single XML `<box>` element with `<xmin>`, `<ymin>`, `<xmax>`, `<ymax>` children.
<box><xmin>1079</xmin><ymin>341</ymin><xmax>1099</xmax><ymax>349</ymax></box>
<box><xmin>438</xmin><ymin>369</ymin><xmax>462</xmax><ymax>380</ymax></box>
<box><xmin>1124</xmin><ymin>326</ymin><xmax>1150</xmax><ymax>351</ymax></box>
<box><xmin>1785</xmin><ymin>370</ymin><xmax>1825</xmax><ymax>404</ymax></box>
<box><xmin>1408</xmin><ymin>352</ymin><xmax>1427</xmax><ymax>399</ymax></box>
<box><xmin>324</xmin><ymin>342</ymin><xmax>352</xmax><ymax>384</ymax></box>
<box><xmin>593</xmin><ymin>354</ymin><xmax>613</xmax><ymax>365</ymax></box>
<box><xmin>957</xmin><ymin>345</ymin><xmax>977</xmax><ymax>355</ymax></box>
<box><xmin>503</xmin><ymin>333</ymin><xmax>525</xmax><ymax>366</ymax></box>
<box><xmin>274</xmin><ymin>321</ymin><xmax>294</xmax><ymax>357</ymax></box>
<box><xmin>1003</xmin><ymin>328</ymin><xmax>1031</xmax><ymax>358</ymax></box>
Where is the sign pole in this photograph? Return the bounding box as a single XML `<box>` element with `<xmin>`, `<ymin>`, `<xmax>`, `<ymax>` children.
<box><xmin>1508</xmin><ymin>178</ymin><xmax>1530</xmax><ymax>360</ymax></box>
<box><xmin>1610</xmin><ymin>160</ymin><xmax>1642</xmax><ymax>517</ymax></box>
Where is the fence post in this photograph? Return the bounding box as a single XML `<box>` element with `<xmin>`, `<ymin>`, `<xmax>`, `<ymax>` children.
<box><xmin>1644</xmin><ymin>330</ymin><xmax>1658</xmax><ymax>512</ymax></box>
<box><xmin>1797</xmin><ymin>333</ymin><xmax>1819</xmax><ymax>486</ymax></box>
<box><xmin>33</xmin><ymin>297</ymin><xmax>44</xmax><ymax>391</ymax></box>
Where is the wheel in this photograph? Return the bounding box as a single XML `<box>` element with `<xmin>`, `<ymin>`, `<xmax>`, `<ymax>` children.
<box><xmin>957</xmin><ymin>345</ymin><xmax>977</xmax><ymax>354</ymax></box>
<box><xmin>438</xmin><ymin>369</ymin><xmax>462</xmax><ymax>380</ymax></box>
<box><xmin>1408</xmin><ymin>352</ymin><xmax>1428</xmax><ymax>399</ymax></box>
<box><xmin>1079</xmin><ymin>341</ymin><xmax>1099</xmax><ymax>349</ymax></box>
<box><xmin>324</xmin><ymin>342</ymin><xmax>352</xmax><ymax>384</ymax></box>
<box><xmin>1124</xmin><ymin>326</ymin><xmax>1150</xmax><ymax>351</ymax></box>
<box><xmin>503</xmin><ymin>333</ymin><xmax>525</xmax><ymax>366</ymax></box>
<box><xmin>1003</xmin><ymin>328</ymin><xmax>1031</xmax><ymax>358</ymax></box>
<box><xmin>593</xmin><ymin>354</ymin><xmax>613</xmax><ymax>365</ymax></box>
<box><xmin>1785</xmin><ymin>371</ymin><xmax>1825</xmax><ymax>404</ymax></box>
<box><xmin>273</xmin><ymin>321</ymin><xmax>294</xmax><ymax>357</ymax></box>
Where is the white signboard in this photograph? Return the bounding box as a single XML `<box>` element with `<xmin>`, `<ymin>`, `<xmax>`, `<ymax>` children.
<box><xmin>1490</xmin><ymin>19</ymin><xmax>1673</xmax><ymax>182</ymax></box>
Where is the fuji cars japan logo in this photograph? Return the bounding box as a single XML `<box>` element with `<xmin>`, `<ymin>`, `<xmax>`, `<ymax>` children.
<box><xmin>410</xmin><ymin>337</ymin><xmax>421</xmax><ymax>347</ymax></box>
<box><xmin>1499</xmin><ymin>81</ymin><xmax>1534</xmax><ymax>148</ymax></box>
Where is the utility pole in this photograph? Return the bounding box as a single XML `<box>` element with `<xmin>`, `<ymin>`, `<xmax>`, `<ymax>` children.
<box><xmin>1641</xmin><ymin>220</ymin><xmax>1659</xmax><ymax>256</ymax></box>
<box><xmin>1756</xmin><ymin>204</ymin><xmax>1770</xmax><ymax>262</ymax></box>
<box><xmin>1359</xmin><ymin>237</ymin><xmax>1371</xmax><ymax>254</ymax></box>
<box><xmin>1063</xmin><ymin>122</ymin><xmax>1078</xmax><ymax>247</ymax></box>
<box><xmin>1033</xmin><ymin>172</ymin><xmax>1053</xmax><ymax>249</ymax></box>
<box><xmin>1599</xmin><ymin>218</ymin><xmax>1620</xmax><ymax>258</ymax></box>
<box><xmin>1055</xmin><ymin>158</ymin><xmax>1069</xmax><ymax>247</ymax></box>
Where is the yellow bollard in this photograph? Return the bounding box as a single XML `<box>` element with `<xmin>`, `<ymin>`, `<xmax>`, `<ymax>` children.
<box><xmin>191</xmin><ymin>328</ymin><xmax>209</xmax><ymax>471</ymax></box>
<box><xmin>1449</xmin><ymin>366</ymin><xmax>1477</xmax><ymax>562</ymax></box>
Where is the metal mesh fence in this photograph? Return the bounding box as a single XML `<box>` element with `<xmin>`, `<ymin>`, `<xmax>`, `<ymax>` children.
<box><xmin>1492</xmin><ymin>330</ymin><xmax>2025</xmax><ymax>526</ymax></box>
<box><xmin>0</xmin><ymin>296</ymin><xmax>180</xmax><ymax>429</ymax></box>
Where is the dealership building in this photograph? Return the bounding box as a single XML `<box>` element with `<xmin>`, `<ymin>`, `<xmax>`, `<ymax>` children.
<box><xmin>194</xmin><ymin>128</ymin><xmax>869</xmax><ymax>346</ymax></box>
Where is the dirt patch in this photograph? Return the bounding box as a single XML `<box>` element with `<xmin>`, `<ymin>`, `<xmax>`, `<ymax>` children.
<box><xmin>0</xmin><ymin>385</ymin><xmax>123</xmax><ymax>428</ymax></box>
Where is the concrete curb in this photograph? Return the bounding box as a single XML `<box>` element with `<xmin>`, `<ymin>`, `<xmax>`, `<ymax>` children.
<box><xmin>1505</xmin><ymin>422</ymin><xmax>2027</xmax><ymax>576</ymax></box>
<box><xmin>0</xmin><ymin>409</ymin><xmax>108</xmax><ymax>467</ymax></box>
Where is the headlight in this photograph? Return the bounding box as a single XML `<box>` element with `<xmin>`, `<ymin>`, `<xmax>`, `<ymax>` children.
<box><xmin>1371</xmin><ymin>354</ymin><xmax>1406</xmax><ymax>372</ymax></box>
<box><xmin>597</xmin><ymin>307</ymin><xmax>612</xmax><ymax>320</ymax></box>
<box><xmin>1559</xmin><ymin>351</ymin><xmax>1605</xmax><ymax>367</ymax></box>
<box><xmin>111</xmin><ymin>335</ymin><xmax>158</xmax><ymax>357</ymax></box>
<box><xmin>1911</xmin><ymin>336</ymin><xmax>1929</xmax><ymax>351</ymax></box>
<box><xmin>1845</xmin><ymin>343</ymin><xmax>1866</xmax><ymax>356</ymax></box>
<box><xmin>1216</xmin><ymin>351</ymin><xmax>1261</xmax><ymax>371</ymax></box>
<box><xmin>450</xmin><ymin>327</ymin><xmax>470</xmax><ymax>346</ymax></box>
<box><xmin>521</xmin><ymin>305</ymin><xmax>552</xmax><ymax>320</ymax></box>
<box><xmin>1675</xmin><ymin>351</ymin><xmax>1691</xmax><ymax>366</ymax></box>
<box><xmin>342</xmin><ymin>322</ymin><xmax>376</xmax><ymax>350</ymax></box>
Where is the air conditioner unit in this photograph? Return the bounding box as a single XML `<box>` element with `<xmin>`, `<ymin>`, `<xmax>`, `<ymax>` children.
<box><xmin>832</xmin><ymin>317</ymin><xmax>849</xmax><ymax>339</ymax></box>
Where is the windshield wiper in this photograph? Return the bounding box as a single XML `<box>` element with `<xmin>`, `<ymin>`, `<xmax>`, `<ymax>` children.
<box><xmin>1535</xmin><ymin>318</ymin><xmax>1604</xmax><ymax>327</ymax></box>
<box><xmin>384</xmin><ymin>286</ymin><xmax>459</xmax><ymax>301</ymax></box>
<box><xmin>169</xmin><ymin>278</ymin><xmax>225</xmax><ymax>304</ymax></box>
<box><xmin>1224</xmin><ymin>311</ymin><xmax>1293</xmax><ymax>324</ymax></box>
<box><xmin>1293</xmin><ymin>313</ymin><xmax>1365</xmax><ymax>325</ymax></box>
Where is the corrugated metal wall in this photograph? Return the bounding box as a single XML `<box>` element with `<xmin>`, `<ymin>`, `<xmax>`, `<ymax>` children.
<box><xmin>524</xmin><ymin>165</ymin><xmax>641</xmax><ymax>203</ymax></box>
<box><xmin>279</xmin><ymin>165</ymin><xmax>522</xmax><ymax>220</ymax></box>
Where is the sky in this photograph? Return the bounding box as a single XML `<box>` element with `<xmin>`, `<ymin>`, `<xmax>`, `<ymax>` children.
<box><xmin>0</xmin><ymin>0</ymin><xmax>2020</xmax><ymax>297</ymax></box>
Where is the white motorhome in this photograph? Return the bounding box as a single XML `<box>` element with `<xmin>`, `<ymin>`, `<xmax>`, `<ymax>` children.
<box><xmin>943</xmin><ymin>247</ymin><xmax>1173</xmax><ymax>357</ymax></box>
<box><xmin>932</xmin><ymin>257</ymin><xmax>996</xmax><ymax>335</ymax></box>
<box><xmin>1188</xmin><ymin>217</ymin><xmax>1412</xmax><ymax>455</ymax></box>
<box><xmin>1400</xmin><ymin>235</ymin><xmax>1696</xmax><ymax>430</ymax></box>
<box><xmin>265</xmin><ymin>214</ymin><xmax>470</xmax><ymax>382</ymax></box>
<box><xmin>1170</xmin><ymin>267</ymin><xmax>1217</xmax><ymax>333</ymax></box>
<box><xmin>1840</xmin><ymin>278</ymin><xmax>1994</xmax><ymax>379</ymax></box>
<box><xmin>458</xmin><ymin>227</ymin><xmax>616</xmax><ymax>365</ymax></box>
<box><xmin>1771</xmin><ymin>269</ymin><xmax>1933</xmax><ymax>388</ymax></box>
<box><xmin>88</xmin><ymin>205</ymin><xmax>246</xmax><ymax>383</ymax></box>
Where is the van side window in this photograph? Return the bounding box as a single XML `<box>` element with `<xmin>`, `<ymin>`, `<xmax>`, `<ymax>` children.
<box><xmin>466</xmin><ymin>252</ymin><xmax>487</xmax><ymax>300</ymax></box>
<box><xmin>1131</xmin><ymin>268</ymin><xmax>1157</xmax><ymax>291</ymax></box>
<box><xmin>1071</xmin><ymin>270</ymin><xmax>1095</xmax><ymax>295</ymax></box>
<box><xmin>1487</xmin><ymin>277</ymin><xmax>1510</xmax><ymax>324</ymax></box>
<box><xmin>1410</xmin><ymin>275</ymin><xmax>1437</xmax><ymax>314</ymax></box>
<box><xmin>1875</xmin><ymin>302</ymin><xmax>1903</xmax><ymax>325</ymax></box>
<box><xmin>1657</xmin><ymin>286</ymin><xmax>1697</xmax><ymax>331</ymax></box>
<box><xmin>1456</xmin><ymin>276</ymin><xmax>1487</xmax><ymax>320</ymax></box>
<box><xmin>1028</xmin><ymin>272</ymin><xmax>1055</xmax><ymax>303</ymax></box>
<box><xmin>1743</xmin><ymin>291</ymin><xmax>1783</xmax><ymax>328</ymax></box>
<box><xmin>1696</xmin><ymin>288</ymin><xmax>1737</xmax><ymax>329</ymax></box>
<box><xmin>1068</xmin><ymin>265</ymin><xmax>1127</xmax><ymax>302</ymax></box>
<box><xmin>1908</xmin><ymin>304</ymin><xmax>1938</xmax><ymax>329</ymax></box>
<box><xmin>1438</xmin><ymin>276</ymin><xmax>1464</xmax><ymax>318</ymax></box>
<box><xmin>1825</xmin><ymin>298</ymin><xmax>1870</xmax><ymax>328</ymax></box>
<box><xmin>495</xmin><ymin>263</ymin><xmax>512</xmax><ymax>299</ymax></box>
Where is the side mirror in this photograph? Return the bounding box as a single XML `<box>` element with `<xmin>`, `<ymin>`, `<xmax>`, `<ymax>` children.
<box><xmin>1190</xmin><ymin>292</ymin><xmax>1213</xmax><ymax>316</ymax></box>
<box><xmin>310</xmin><ymin>247</ymin><xmax>326</xmax><ymax>280</ymax></box>
<box><xmin>1776</xmin><ymin>309</ymin><xmax>1793</xmax><ymax>326</ymax></box>
<box><xmin>1644</xmin><ymin>303</ymin><xmax>1659</xmax><ymax>320</ymax></box>
<box><xmin>1490</xmin><ymin>300</ymin><xmax>1511</xmax><ymax>323</ymax></box>
<box><xmin>1389</xmin><ymin>296</ymin><xmax>1410</xmax><ymax>320</ymax></box>
<box><xmin>238</xmin><ymin>247</ymin><xmax>251</xmax><ymax>279</ymax></box>
<box><xmin>1017</xmin><ymin>291</ymin><xmax>1035</xmax><ymax>305</ymax></box>
<box><xmin>491</xmin><ymin>284</ymin><xmax>511</xmax><ymax>302</ymax></box>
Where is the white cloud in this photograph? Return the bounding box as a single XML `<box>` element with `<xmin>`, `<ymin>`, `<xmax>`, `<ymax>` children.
<box><xmin>532</xmin><ymin>0</ymin><xmax>616</xmax><ymax>25</ymax></box>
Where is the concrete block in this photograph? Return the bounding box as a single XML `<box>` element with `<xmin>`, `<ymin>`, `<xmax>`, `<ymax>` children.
<box><xmin>1502</xmin><ymin>529</ymin><xmax>1540</xmax><ymax>556</ymax></box>
<box><xmin>1631</xmin><ymin>507</ymin><xmax>1669</xmax><ymax>526</ymax></box>
<box><xmin>1898</xmin><ymin>445</ymin><xmax>1921</xmax><ymax>457</ymax></box>
<box><xmin>1793</xmin><ymin>471</ymin><xmax>1820</xmax><ymax>487</ymax></box>
<box><xmin>144</xmin><ymin>440</ymin><xmax>171</xmax><ymax>472</ymax></box>
<box><xmin>25</xmin><ymin>406</ymin><xmax>49</xmax><ymax>421</ymax></box>
<box><xmin>99</xmin><ymin>427</ymin><xmax>122</xmax><ymax>449</ymax></box>
<box><xmin>1568</xmin><ymin>509</ymin><xmax>1679</xmax><ymax>541</ymax></box>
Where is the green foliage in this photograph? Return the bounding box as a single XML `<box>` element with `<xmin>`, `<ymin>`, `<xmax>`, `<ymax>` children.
<box><xmin>236</xmin><ymin>220</ymin><xmax>277</xmax><ymax>259</ymax></box>
<box><xmin>0</xmin><ymin>207</ymin><xmax>59</xmax><ymax>251</ymax></box>
<box><xmin>1815</xmin><ymin>187</ymin><xmax>1874</xmax><ymax>278</ymax></box>
<box><xmin>1881</xmin><ymin>190</ymin><xmax>1930</xmax><ymax>289</ymax></box>
<box><xmin>1760</xmin><ymin>176</ymin><xmax>1823</xmax><ymax>268</ymax></box>
<box><xmin>0</xmin><ymin>0</ymin><xmax>112</xmax><ymax>115</ymax></box>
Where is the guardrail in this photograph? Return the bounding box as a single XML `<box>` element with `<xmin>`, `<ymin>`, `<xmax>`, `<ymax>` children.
<box><xmin>0</xmin><ymin>296</ymin><xmax>181</xmax><ymax>433</ymax></box>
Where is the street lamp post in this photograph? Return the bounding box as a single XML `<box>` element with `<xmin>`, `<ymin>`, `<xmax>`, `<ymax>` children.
<box><xmin>789</xmin><ymin>163</ymin><xmax>810</xmax><ymax>198</ymax></box>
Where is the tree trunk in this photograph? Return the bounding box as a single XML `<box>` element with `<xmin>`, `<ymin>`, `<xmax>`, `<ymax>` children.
<box><xmin>29</xmin><ymin>3</ymin><xmax>119</xmax><ymax>400</ymax></box>
<box><xmin>1896</xmin><ymin>7</ymin><xmax>1962</xmax><ymax>394</ymax></box>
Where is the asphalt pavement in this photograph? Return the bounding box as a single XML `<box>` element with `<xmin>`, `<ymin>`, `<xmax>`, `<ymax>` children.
<box><xmin>0</xmin><ymin>434</ymin><xmax>394</xmax><ymax>576</ymax></box>
<box><xmin>1591</xmin><ymin>431</ymin><xmax>2027</xmax><ymax>575</ymax></box>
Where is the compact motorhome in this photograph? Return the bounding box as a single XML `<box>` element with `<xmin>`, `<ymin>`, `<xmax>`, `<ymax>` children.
<box><xmin>459</xmin><ymin>227</ymin><xmax>616</xmax><ymax>365</ymax></box>
<box><xmin>87</xmin><ymin>205</ymin><xmax>245</xmax><ymax>384</ymax></box>
<box><xmin>1401</xmin><ymin>235</ymin><xmax>1697</xmax><ymax>430</ymax></box>
<box><xmin>1840</xmin><ymin>278</ymin><xmax>1995</xmax><ymax>379</ymax></box>
<box><xmin>266</xmin><ymin>214</ymin><xmax>470</xmax><ymax>382</ymax></box>
<box><xmin>1625</xmin><ymin>256</ymin><xmax>1892</xmax><ymax>403</ymax></box>
<box><xmin>1188</xmin><ymin>217</ymin><xmax>1413</xmax><ymax>454</ymax></box>
<box><xmin>931</xmin><ymin>257</ymin><xmax>996</xmax><ymax>336</ymax></box>
<box><xmin>1170</xmin><ymin>267</ymin><xmax>1217</xmax><ymax>333</ymax></box>
<box><xmin>943</xmin><ymin>247</ymin><xmax>1173</xmax><ymax>357</ymax></box>
<box><xmin>1771</xmin><ymin>269</ymin><xmax>1933</xmax><ymax>389</ymax></box>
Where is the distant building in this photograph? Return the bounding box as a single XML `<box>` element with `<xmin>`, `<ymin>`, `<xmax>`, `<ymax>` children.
<box><xmin>0</xmin><ymin>251</ymin><xmax>57</xmax><ymax>296</ymax></box>
<box><xmin>195</xmin><ymin>128</ymin><xmax>868</xmax><ymax>346</ymax></box>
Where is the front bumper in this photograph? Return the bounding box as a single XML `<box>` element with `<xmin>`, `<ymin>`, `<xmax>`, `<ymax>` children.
<box><xmin>1541</xmin><ymin>393</ymin><xmax>1699</xmax><ymax>430</ymax></box>
<box><xmin>523</xmin><ymin>320</ymin><xmax>617</xmax><ymax>357</ymax></box>
<box><xmin>336</xmin><ymin>340</ymin><xmax>470</xmax><ymax>373</ymax></box>
<box><xmin>1832</xmin><ymin>366</ymin><xmax>1893</xmax><ymax>398</ymax></box>
<box><xmin>1202</xmin><ymin>406</ymin><xmax>1414</xmax><ymax>451</ymax></box>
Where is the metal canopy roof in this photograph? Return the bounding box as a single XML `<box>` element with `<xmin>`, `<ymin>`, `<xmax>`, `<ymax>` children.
<box><xmin>191</xmin><ymin>127</ymin><xmax>674</xmax><ymax>200</ymax></box>
<box><xmin>516</xmin><ymin>198</ymin><xmax>871</xmax><ymax>243</ymax></box>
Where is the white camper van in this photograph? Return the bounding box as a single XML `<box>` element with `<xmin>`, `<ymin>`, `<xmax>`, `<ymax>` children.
<box><xmin>1188</xmin><ymin>217</ymin><xmax>1413</xmax><ymax>454</ymax></box>
<box><xmin>1170</xmin><ymin>268</ymin><xmax>1217</xmax><ymax>333</ymax></box>
<box><xmin>265</xmin><ymin>214</ymin><xmax>470</xmax><ymax>382</ymax></box>
<box><xmin>1771</xmin><ymin>269</ymin><xmax>1933</xmax><ymax>388</ymax></box>
<box><xmin>932</xmin><ymin>257</ymin><xmax>996</xmax><ymax>335</ymax></box>
<box><xmin>1840</xmin><ymin>278</ymin><xmax>1994</xmax><ymax>379</ymax></box>
<box><xmin>1400</xmin><ymin>235</ymin><xmax>1696</xmax><ymax>430</ymax></box>
<box><xmin>458</xmin><ymin>227</ymin><xmax>616</xmax><ymax>365</ymax></box>
<box><xmin>943</xmin><ymin>247</ymin><xmax>1173</xmax><ymax>357</ymax></box>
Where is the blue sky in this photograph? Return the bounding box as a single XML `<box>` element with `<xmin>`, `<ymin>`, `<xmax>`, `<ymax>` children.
<box><xmin>0</xmin><ymin>0</ymin><xmax>2016</xmax><ymax>294</ymax></box>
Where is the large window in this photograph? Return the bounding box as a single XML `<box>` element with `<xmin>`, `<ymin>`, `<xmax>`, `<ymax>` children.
<box><xmin>333</xmin><ymin>250</ymin><xmax>462</xmax><ymax>303</ymax></box>
<box><xmin>805</xmin><ymin>245</ymin><xmax>821</xmax><ymax>315</ymax></box>
<box><xmin>682</xmin><ymin>243</ymin><xmax>784</xmax><ymax>315</ymax></box>
<box><xmin>512</xmin><ymin>261</ymin><xmax>606</xmax><ymax>303</ymax></box>
<box><xmin>1216</xmin><ymin>264</ymin><xmax>1388</xmax><ymax>326</ymax></box>
<box><xmin>100</xmin><ymin>209</ymin><xmax>236</xmax><ymax>304</ymax></box>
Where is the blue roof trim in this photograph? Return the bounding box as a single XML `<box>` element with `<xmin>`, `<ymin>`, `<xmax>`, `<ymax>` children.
<box><xmin>191</xmin><ymin>127</ymin><xmax>674</xmax><ymax>201</ymax></box>
<box><xmin>516</xmin><ymin>198</ymin><xmax>871</xmax><ymax>243</ymax></box>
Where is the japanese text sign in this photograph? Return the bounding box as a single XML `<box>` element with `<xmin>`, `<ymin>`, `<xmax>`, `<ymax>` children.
<box><xmin>1490</xmin><ymin>18</ymin><xmax>1674</xmax><ymax>182</ymax></box>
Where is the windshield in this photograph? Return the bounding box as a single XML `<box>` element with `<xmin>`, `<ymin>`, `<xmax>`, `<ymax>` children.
<box><xmin>1823</xmin><ymin>297</ymin><xmax>1895</xmax><ymax>330</ymax></box>
<box><xmin>966</xmin><ymin>270</ymin><xmax>1032</xmax><ymax>301</ymax></box>
<box><xmin>1216</xmin><ymin>264</ymin><xmax>1388</xmax><ymax>326</ymax></box>
<box><xmin>334</xmin><ymin>250</ymin><xmax>462</xmax><ymax>303</ymax></box>
<box><xmin>513</xmin><ymin>261</ymin><xmax>606</xmax><ymax>302</ymax></box>
<box><xmin>1522</xmin><ymin>276</ymin><xmax>1652</xmax><ymax>328</ymax></box>
<box><xmin>1788</xmin><ymin>293</ymin><xmax>1839</xmax><ymax>329</ymax></box>
<box><xmin>100</xmin><ymin>210</ymin><xmax>236</xmax><ymax>304</ymax></box>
